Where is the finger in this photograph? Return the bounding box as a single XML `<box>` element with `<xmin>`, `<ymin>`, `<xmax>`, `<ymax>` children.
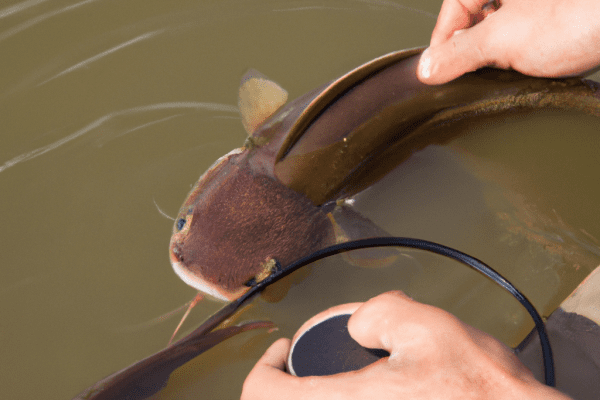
<box><xmin>348</xmin><ymin>290</ymin><xmax>470</xmax><ymax>359</ymax></box>
<box><xmin>254</xmin><ymin>337</ymin><xmax>291</xmax><ymax>371</ymax></box>
<box><xmin>347</xmin><ymin>291</ymin><xmax>422</xmax><ymax>351</ymax></box>
<box><xmin>431</xmin><ymin>0</ymin><xmax>494</xmax><ymax>46</ymax></box>
<box><xmin>418</xmin><ymin>21</ymin><xmax>497</xmax><ymax>85</ymax></box>
<box><xmin>241</xmin><ymin>338</ymin><xmax>294</xmax><ymax>399</ymax></box>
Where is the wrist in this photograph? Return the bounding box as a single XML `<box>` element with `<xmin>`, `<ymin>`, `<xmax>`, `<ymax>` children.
<box><xmin>480</xmin><ymin>359</ymin><xmax>572</xmax><ymax>400</ymax></box>
<box><xmin>511</xmin><ymin>378</ymin><xmax>573</xmax><ymax>400</ymax></box>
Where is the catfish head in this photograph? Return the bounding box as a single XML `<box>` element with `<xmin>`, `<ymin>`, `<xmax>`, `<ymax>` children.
<box><xmin>169</xmin><ymin>71</ymin><xmax>332</xmax><ymax>301</ymax></box>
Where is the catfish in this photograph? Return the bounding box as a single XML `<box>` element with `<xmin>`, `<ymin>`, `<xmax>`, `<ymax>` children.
<box><xmin>169</xmin><ymin>47</ymin><xmax>600</xmax><ymax>302</ymax></box>
<box><xmin>75</xmin><ymin>47</ymin><xmax>600</xmax><ymax>400</ymax></box>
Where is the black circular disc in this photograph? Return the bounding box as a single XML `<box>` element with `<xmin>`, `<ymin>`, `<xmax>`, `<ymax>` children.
<box><xmin>288</xmin><ymin>313</ymin><xmax>390</xmax><ymax>377</ymax></box>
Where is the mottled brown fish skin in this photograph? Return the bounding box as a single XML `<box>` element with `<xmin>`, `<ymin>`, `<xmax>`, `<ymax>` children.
<box><xmin>171</xmin><ymin>156</ymin><xmax>332</xmax><ymax>293</ymax></box>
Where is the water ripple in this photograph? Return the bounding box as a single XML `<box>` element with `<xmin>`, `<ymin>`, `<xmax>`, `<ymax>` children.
<box><xmin>38</xmin><ymin>30</ymin><xmax>164</xmax><ymax>86</ymax></box>
<box><xmin>0</xmin><ymin>102</ymin><xmax>239</xmax><ymax>173</ymax></box>
<box><xmin>0</xmin><ymin>0</ymin><xmax>48</xmax><ymax>20</ymax></box>
<box><xmin>0</xmin><ymin>0</ymin><xmax>97</xmax><ymax>43</ymax></box>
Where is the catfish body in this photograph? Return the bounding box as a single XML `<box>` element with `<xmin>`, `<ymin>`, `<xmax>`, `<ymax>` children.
<box><xmin>170</xmin><ymin>47</ymin><xmax>600</xmax><ymax>301</ymax></box>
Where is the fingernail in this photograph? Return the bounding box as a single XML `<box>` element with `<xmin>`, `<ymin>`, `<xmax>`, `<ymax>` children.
<box><xmin>420</xmin><ymin>48</ymin><xmax>431</xmax><ymax>79</ymax></box>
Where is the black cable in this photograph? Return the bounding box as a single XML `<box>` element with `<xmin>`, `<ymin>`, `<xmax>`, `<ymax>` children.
<box><xmin>240</xmin><ymin>237</ymin><xmax>555</xmax><ymax>387</ymax></box>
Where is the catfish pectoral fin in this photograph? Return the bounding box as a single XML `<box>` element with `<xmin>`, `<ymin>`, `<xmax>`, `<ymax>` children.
<box><xmin>327</xmin><ymin>200</ymin><xmax>414</xmax><ymax>269</ymax></box>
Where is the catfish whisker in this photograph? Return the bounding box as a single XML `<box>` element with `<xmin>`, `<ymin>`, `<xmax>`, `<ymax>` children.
<box><xmin>153</xmin><ymin>198</ymin><xmax>175</xmax><ymax>221</ymax></box>
<box><xmin>169</xmin><ymin>292</ymin><xmax>204</xmax><ymax>346</ymax></box>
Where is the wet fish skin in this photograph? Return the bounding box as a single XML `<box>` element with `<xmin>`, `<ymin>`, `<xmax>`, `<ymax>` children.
<box><xmin>171</xmin><ymin>47</ymin><xmax>600</xmax><ymax>301</ymax></box>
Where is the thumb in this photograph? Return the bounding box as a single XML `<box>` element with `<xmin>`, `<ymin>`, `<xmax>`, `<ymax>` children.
<box><xmin>253</xmin><ymin>337</ymin><xmax>291</xmax><ymax>371</ymax></box>
<box><xmin>418</xmin><ymin>26</ymin><xmax>494</xmax><ymax>85</ymax></box>
<box><xmin>241</xmin><ymin>338</ymin><xmax>293</xmax><ymax>399</ymax></box>
<box><xmin>347</xmin><ymin>291</ymin><xmax>432</xmax><ymax>353</ymax></box>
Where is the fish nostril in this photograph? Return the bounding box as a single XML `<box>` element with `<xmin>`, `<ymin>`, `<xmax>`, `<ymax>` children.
<box><xmin>176</xmin><ymin>218</ymin><xmax>186</xmax><ymax>231</ymax></box>
<box><xmin>172</xmin><ymin>245</ymin><xmax>184</xmax><ymax>262</ymax></box>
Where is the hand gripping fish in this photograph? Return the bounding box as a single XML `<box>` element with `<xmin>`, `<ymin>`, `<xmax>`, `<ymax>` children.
<box><xmin>75</xmin><ymin>47</ymin><xmax>600</xmax><ymax>400</ymax></box>
<box><xmin>169</xmin><ymin>47</ymin><xmax>600</xmax><ymax>302</ymax></box>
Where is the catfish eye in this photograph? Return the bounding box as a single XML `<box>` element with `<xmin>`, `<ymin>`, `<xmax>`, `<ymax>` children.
<box><xmin>176</xmin><ymin>218</ymin><xmax>187</xmax><ymax>231</ymax></box>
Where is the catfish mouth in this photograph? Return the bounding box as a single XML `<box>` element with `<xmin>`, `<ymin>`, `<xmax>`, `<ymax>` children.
<box><xmin>169</xmin><ymin>238</ymin><xmax>249</xmax><ymax>302</ymax></box>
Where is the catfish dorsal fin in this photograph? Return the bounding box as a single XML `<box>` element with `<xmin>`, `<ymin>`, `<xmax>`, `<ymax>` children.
<box><xmin>238</xmin><ymin>69</ymin><xmax>288</xmax><ymax>135</ymax></box>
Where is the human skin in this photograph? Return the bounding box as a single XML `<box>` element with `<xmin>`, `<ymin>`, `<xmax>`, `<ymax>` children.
<box><xmin>417</xmin><ymin>0</ymin><xmax>600</xmax><ymax>85</ymax></box>
<box><xmin>241</xmin><ymin>291</ymin><xmax>572</xmax><ymax>400</ymax></box>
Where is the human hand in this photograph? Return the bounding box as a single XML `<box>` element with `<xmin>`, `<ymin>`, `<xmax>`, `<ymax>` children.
<box><xmin>418</xmin><ymin>0</ymin><xmax>600</xmax><ymax>85</ymax></box>
<box><xmin>241</xmin><ymin>291</ymin><xmax>572</xmax><ymax>400</ymax></box>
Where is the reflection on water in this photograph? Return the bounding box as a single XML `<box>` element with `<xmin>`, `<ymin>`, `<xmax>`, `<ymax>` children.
<box><xmin>1</xmin><ymin>1</ymin><xmax>599</xmax><ymax>399</ymax></box>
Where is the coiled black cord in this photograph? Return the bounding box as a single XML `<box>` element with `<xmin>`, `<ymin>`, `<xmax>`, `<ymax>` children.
<box><xmin>239</xmin><ymin>237</ymin><xmax>555</xmax><ymax>387</ymax></box>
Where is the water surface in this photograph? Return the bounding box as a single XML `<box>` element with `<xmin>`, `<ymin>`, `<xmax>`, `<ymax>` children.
<box><xmin>1</xmin><ymin>1</ymin><xmax>599</xmax><ymax>399</ymax></box>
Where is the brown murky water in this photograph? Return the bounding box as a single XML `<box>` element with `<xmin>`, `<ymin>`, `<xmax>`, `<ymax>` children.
<box><xmin>1</xmin><ymin>1</ymin><xmax>599</xmax><ymax>399</ymax></box>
